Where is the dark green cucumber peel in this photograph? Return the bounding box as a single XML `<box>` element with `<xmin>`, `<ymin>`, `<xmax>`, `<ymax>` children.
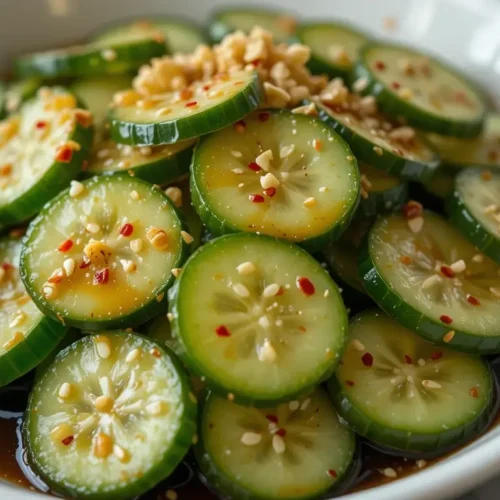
<box><xmin>24</xmin><ymin>333</ymin><xmax>197</xmax><ymax>500</ymax></box>
<box><xmin>353</xmin><ymin>43</ymin><xmax>487</xmax><ymax>138</ymax></box>
<box><xmin>0</xmin><ymin>82</ymin><xmax>5</xmax><ymax>119</ymax></box>
<box><xmin>357</xmin><ymin>180</ymin><xmax>408</xmax><ymax>219</ymax></box>
<box><xmin>15</xmin><ymin>39</ymin><xmax>167</xmax><ymax>79</ymax></box>
<box><xmin>314</xmin><ymin>100</ymin><xmax>440</xmax><ymax>182</ymax></box>
<box><xmin>108</xmin><ymin>72</ymin><xmax>264</xmax><ymax>146</ymax></box>
<box><xmin>448</xmin><ymin>169</ymin><xmax>500</xmax><ymax>264</ymax></box>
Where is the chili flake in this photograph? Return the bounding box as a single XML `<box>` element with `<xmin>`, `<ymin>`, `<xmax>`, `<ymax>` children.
<box><xmin>469</xmin><ymin>387</ymin><xmax>479</xmax><ymax>398</ymax></box>
<box><xmin>402</xmin><ymin>200</ymin><xmax>423</xmax><ymax>219</ymax></box>
<box><xmin>404</xmin><ymin>354</ymin><xmax>413</xmax><ymax>365</ymax></box>
<box><xmin>249</xmin><ymin>194</ymin><xmax>265</xmax><ymax>203</ymax></box>
<box><xmin>361</xmin><ymin>352</ymin><xmax>374</xmax><ymax>367</ymax></box>
<box><xmin>93</xmin><ymin>268</ymin><xmax>109</xmax><ymax>285</ymax></box>
<box><xmin>119</xmin><ymin>223</ymin><xmax>134</xmax><ymax>237</ymax></box>
<box><xmin>296</xmin><ymin>277</ymin><xmax>315</xmax><ymax>296</ymax></box>
<box><xmin>259</xmin><ymin>112</ymin><xmax>271</xmax><ymax>122</ymax></box>
<box><xmin>264</xmin><ymin>187</ymin><xmax>276</xmax><ymax>197</ymax></box>
<box><xmin>467</xmin><ymin>294</ymin><xmax>480</xmax><ymax>306</ymax></box>
<box><xmin>35</xmin><ymin>120</ymin><xmax>47</xmax><ymax>129</ymax></box>
<box><xmin>248</xmin><ymin>162</ymin><xmax>261</xmax><ymax>172</ymax></box>
<box><xmin>391</xmin><ymin>82</ymin><xmax>401</xmax><ymax>90</ymax></box>
<box><xmin>234</xmin><ymin>120</ymin><xmax>246</xmax><ymax>133</ymax></box>
<box><xmin>276</xmin><ymin>428</ymin><xmax>287</xmax><ymax>437</ymax></box>
<box><xmin>440</xmin><ymin>315</ymin><xmax>453</xmax><ymax>325</ymax></box>
<box><xmin>328</xmin><ymin>469</ymin><xmax>338</xmax><ymax>478</ymax></box>
<box><xmin>346</xmin><ymin>380</ymin><xmax>355</xmax><ymax>387</ymax></box>
<box><xmin>375</xmin><ymin>61</ymin><xmax>387</xmax><ymax>71</ymax></box>
<box><xmin>185</xmin><ymin>101</ymin><xmax>198</xmax><ymax>107</ymax></box>
<box><xmin>62</xmin><ymin>436</ymin><xmax>74</xmax><ymax>446</ymax></box>
<box><xmin>266</xmin><ymin>414</ymin><xmax>279</xmax><ymax>424</ymax></box>
<box><xmin>400</xmin><ymin>255</ymin><xmax>412</xmax><ymax>265</ymax></box>
<box><xmin>440</xmin><ymin>265</ymin><xmax>455</xmax><ymax>278</ymax></box>
<box><xmin>430</xmin><ymin>351</ymin><xmax>443</xmax><ymax>361</ymax></box>
<box><xmin>58</xmin><ymin>239</ymin><xmax>73</xmax><ymax>252</ymax></box>
<box><xmin>55</xmin><ymin>145</ymin><xmax>73</xmax><ymax>163</ymax></box>
<box><xmin>215</xmin><ymin>325</ymin><xmax>231</xmax><ymax>337</ymax></box>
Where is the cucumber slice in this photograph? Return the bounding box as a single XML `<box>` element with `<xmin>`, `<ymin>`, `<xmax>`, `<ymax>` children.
<box><xmin>71</xmin><ymin>76</ymin><xmax>132</xmax><ymax>133</ymax></box>
<box><xmin>449</xmin><ymin>168</ymin><xmax>500</xmax><ymax>264</ymax></box>
<box><xmin>93</xmin><ymin>18</ymin><xmax>206</xmax><ymax>54</ymax></box>
<box><xmin>353</xmin><ymin>43</ymin><xmax>487</xmax><ymax>137</ymax></box>
<box><xmin>0</xmin><ymin>235</ymin><xmax>68</xmax><ymax>388</ymax></box>
<box><xmin>357</xmin><ymin>162</ymin><xmax>408</xmax><ymax>218</ymax></box>
<box><xmin>4</xmin><ymin>78</ymin><xmax>42</xmax><ymax>115</ymax></box>
<box><xmin>314</xmin><ymin>99</ymin><xmax>440</xmax><ymax>182</ymax></box>
<box><xmin>0</xmin><ymin>87</ymin><xmax>93</xmax><ymax>228</ymax></box>
<box><xmin>85</xmin><ymin>138</ymin><xmax>194</xmax><ymax>185</ymax></box>
<box><xmin>296</xmin><ymin>23</ymin><xmax>368</xmax><ymax>81</ymax></box>
<box><xmin>191</xmin><ymin>109</ymin><xmax>360</xmax><ymax>251</ymax></box>
<box><xmin>208</xmin><ymin>8</ymin><xmax>297</xmax><ymax>43</ymax></box>
<box><xmin>15</xmin><ymin>37</ymin><xmax>167</xmax><ymax>79</ymax></box>
<box><xmin>25</xmin><ymin>332</ymin><xmax>197</xmax><ymax>499</ymax></box>
<box><xmin>196</xmin><ymin>388</ymin><xmax>356</xmax><ymax>500</ymax></box>
<box><xmin>108</xmin><ymin>70</ymin><xmax>263</xmax><ymax>146</ymax></box>
<box><xmin>20</xmin><ymin>175</ymin><xmax>189</xmax><ymax>331</ymax></box>
<box><xmin>329</xmin><ymin>310</ymin><xmax>495</xmax><ymax>455</ymax></box>
<box><xmin>169</xmin><ymin>233</ymin><xmax>348</xmax><ymax>405</ymax></box>
<box><xmin>359</xmin><ymin>210</ymin><xmax>500</xmax><ymax>353</ymax></box>
<box><xmin>426</xmin><ymin>113</ymin><xmax>500</xmax><ymax>169</ymax></box>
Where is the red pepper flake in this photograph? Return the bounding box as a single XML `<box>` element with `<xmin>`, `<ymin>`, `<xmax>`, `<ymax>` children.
<box><xmin>179</xmin><ymin>88</ymin><xmax>193</xmax><ymax>101</ymax></box>
<box><xmin>345</xmin><ymin>380</ymin><xmax>355</xmax><ymax>387</ymax></box>
<box><xmin>202</xmin><ymin>84</ymin><xmax>211</xmax><ymax>92</ymax></box>
<box><xmin>467</xmin><ymin>294</ymin><xmax>480</xmax><ymax>306</ymax></box>
<box><xmin>361</xmin><ymin>352</ymin><xmax>374</xmax><ymax>367</ymax></box>
<box><xmin>264</xmin><ymin>187</ymin><xmax>276</xmax><ymax>197</ymax></box>
<box><xmin>440</xmin><ymin>315</ymin><xmax>453</xmax><ymax>325</ymax></box>
<box><xmin>482</xmin><ymin>170</ymin><xmax>493</xmax><ymax>181</ymax></box>
<box><xmin>488</xmin><ymin>150</ymin><xmax>498</xmax><ymax>162</ymax></box>
<box><xmin>35</xmin><ymin>120</ymin><xmax>47</xmax><ymax>129</ymax></box>
<box><xmin>455</xmin><ymin>91</ymin><xmax>470</xmax><ymax>104</ymax></box>
<box><xmin>374</xmin><ymin>60</ymin><xmax>387</xmax><ymax>71</ymax></box>
<box><xmin>298</xmin><ymin>325</ymin><xmax>307</xmax><ymax>332</ymax></box>
<box><xmin>469</xmin><ymin>387</ymin><xmax>479</xmax><ymax>398</ymax></box>
<box><xmin>58</xmin><ymin>239</ymin><xmax>73</xmax><ymax>252</ymax></box>
<box><xmin>404</xmin><ymin>354</ymin><xmax>413</xmax><ymax>365</ymax></box>
<box><xmin>440</xmin><ymin>265</ymin><xmax>455</xmax><ymax>278</ymax></box>
<box><xmin>93</xmin><ymin>268</ymin><xmax>109</xmax><ymax>285</ymax></box>
<box><xmin>48</xmin><ymin>273</ymin><xmax>63</xmax><ymax>284</ymax></box>
<box><xmin>79</xmin><ymin>258</ymin><xmax>91</xmax><ymax>269</ymax></box>
<box><xmin>249</xmin><ymin>194</ymin><xmax>265</xmax><ymax>203</ymax></box>
<box><xmin>430</xmin><ymin>351</ymin><xmax>443</xmax><ymax>361</ymax></box>
<box><xmin>328</xmin><ymin>469</ymin><xmax>338</xmax><ymax>478</ymax></box>
<box><xmin>248</xmin><ymin>162</ymin><xmax>261</xmax><ymax>172</ymax></box>
<box><xmin>215</xmin><ymin>325</ymin><xmax>231</xmax><ymax>337</ymax></box>
<box><xmin>119</xmin><ymin>223</ymin><xmax>134</xmax><ymax>237</ymax></box>
<box><xmin>391</xmin><ymin>81</ymin><xmax>401</xmax><ymax>90</ymax></box>
<box><xmin>266</xmin><ymin>414</ymin><xmax>278</xmax><ymax>424</ymax></box>
<box><xmin>55</xmin><ymin>145</ymin><xmax>73</xmax><ymax>163</ymax></box>
<box><xmin>150</xmin><ymin>347</ymin><xmax>161</xmax><ymax>358</ymax></box>
<box><xmin>61</xmin><ymin>436</ymin><xmax>74</xmax><ymax>446</ymax></box>
<box><xmin>276</xmin><ymin>286</ymin><xmax>285</xmax><ymax>296</ymax></box>
<box><xmin>297</xmin><ymin>277</ymin><xmax>315</xmax><ymax>296</ymax></box>
<box><xmin>258</xmin><ymin>112</ymin><xmax>270</xmax><ymax>122</ymax></box>
<box><xmin>1</xmin><ymin>262</ymin><xmax>12</xmax><ymax>271</ymax></box>
<box><xmin>400</xmin><ymin>255</ymin><xmax>412</xmax><ymax>265</ymax></box>
<box><xmin>185</xmin><ymin>101</ymin><xmax>198</xmax><ymax>108</ymax></box>
<box><xmin>276</xmin><ymin>428</ymin><xmax>287</xmax><ymax>437</ymax></box>
<box><xmin>234</xmin><ymin>80</ymin><xmax>245</xmax><ymax>86</ymax></box>
<box><xmin>402</xmin><ymin>200</ymin><xmax>423</xmax><ymax>219</ymax></box>
<box><xmin>250</xmin><ymin>59</ymin><xmax>261</xmax><ymax>67</ymax></box>
<box><xmin>234</xmin><ymin>120</ymin><xmax>246</xmax><ymax>133</ymax></box>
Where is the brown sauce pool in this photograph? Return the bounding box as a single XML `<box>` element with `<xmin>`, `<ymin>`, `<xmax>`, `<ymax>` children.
<box><xmin>2</xmin><ymin>362</ymin><xmax>500</xmax><ymax>500</ymax></box>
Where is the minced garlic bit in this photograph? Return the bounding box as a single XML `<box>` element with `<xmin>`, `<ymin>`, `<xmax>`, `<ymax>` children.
<box><xmin>146</xmin><ymin>227</ymin><xmax>169</xmax><ymax>250</ymax></box>
<box><xmin>472</xmin><ymin>254</ymin><xmax>484</xmax><ymax>263</ymax></box>
<box><xmin>241</xmin><ymin>431</ymin><xmax>262</xmax><ymax>446</ymax></box>
<box><xmin>172</xmin><ymin>268</ymin><xmax>181</xmax><ymax>278</ymax></box>
<box><xmin>232</xmin><ymin>283</ymin><xmax>250</xmax><ymax>298</ymax></box>
<box><xmin>260</xmin><ymin>172</ymin><xmax>280</xmax><ymax>190</ymax></box>
<box><xmin>258</xmin><ymin>338</ymin><xmax>277</xmax><ymax>363</ymax></box>
<box><xmin>130</xmin><ymin>238</ymin><xmax>143</xmax><ymax>253</ymax></box>
<box><xmin>443</xmin><ymin>330</ymin><xmax>455</xmax><ymax>343</ymax></box>
<box><xmin>262</xmin><ymin>283</ymin><xmax>280</xmax><ymax>298</ymax></box>
<box><xmin>280</xmin><ymin>144</ymin><xmax>295</xmax><ymax>158</ymax></box>
<box><xmin>120</xmin><ymin>259</ymin><xmax>137</xmax><ymax>273</ymax></box>
<box><xmin>292</xmin><ymin>102</ymin><xmax>317</xmax><ymax>115</ymax></box>
<box><xmin>165</xmin><ymin>186</ymin><xmax>183</xmax><ymax>207</ymax></box>
<box><xmin>381</xmin><ymin>468</ymin><xmax>397</xmax><ymax>479</ymax></box>
<box><xmin>449</xmin><ymin>259</ymin><xmax>466</xmax><ymax>274</ymax></box>
<box><xmin>95</xmin><ymin>336</ymin><xmax>112</xmax><ymax>359</ymax></box>
<box><xmin>421</xmin><ymin>274</ymin><xmax>441</xmax><ymax>290</ymax></box>
<box><xmin>256</xmin><ymin>149</ymin><xmax>273</xmax><ymax>171</ymax></box>
<box><xmin>289</xmin><ymin>400</ymin><xmax>300</xmax><ymax>411</ymax></box>
<box><xmin>351</xmin><ymin>339</ymin><xmax>365</xmax><ymax>352</ymax></box>
<box><xmin>69</xmin><ymin>180</ymin><xmax>85</xmax><ymax>198</ymax></box>
<box><xmin>303</xmin><ymin>197</ymin><xmax>317</xmax><ymax>208</ymax></box>
<box><xmin>272</xmin><ymin>434</ymin><xmax>286</xmax><ymax>454</ymax></box>
<box><xmin>407</xmin><ymin>216</ymin><xmax>424</xmax><ymax>234</ymax></box>
<box><xmin>237</xmin><ymin>261</ymin><xmax>256</xmax><ymax>275</ymax></box>
<box><xmin>422</xmin><ymin>379</ymin><xmax>442</xmax><ymax>389</ymax></box>
<box><xmin>352</xmin><ymin>77</ymin><xmax>369</xmax><ymax>93</ymax></box>
<box><xmin>181</xmin><ymin>230</ymin><xmax>194</xmax><ymax>244</ymax></box>
<box><xmin>416</xmin><ymin>459</ymin><xmax>427</xmax><ymax>469</ymax></box>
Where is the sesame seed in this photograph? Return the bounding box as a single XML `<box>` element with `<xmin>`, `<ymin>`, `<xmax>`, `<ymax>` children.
<box><xmin>42</xmin><ymin>284</ymin><xmax>57</xmax><ymax>300</ymax></box>
<box><xmin>238</xmin><ymin>182</ymin><xmax>245</xmax><ymax>188</ymax></box>
<box><xmin>373</xmin><ymin>146</ymin><xmax>383</xmax><ymax>156</ymax></box>
<box><xmin>237</xmin><ymin>261</ymin><xmax>256</xmax><ymax>275</ymax></box>
<box><xmin>346</xmin><ymin>156</ymin><xmax>354</xmax><ymax>161</ymax></box>
<box><xmin>86</xmin><ymin>223</ymin><xmax>101</xmax><ymax>234</ymax></box>
<box><xmin>69</xmin><ymin>180</ymin><xmax>84</xmax><ymax>198</ymax></box>
<box><xmin>422</xmin><ymin>274</ymin><xmax>441</xmax><ymax>289</ymax></box>
<box><xmin>231</xmin><ymin>167</ymin><xmax>244</xmax><ymax>174</ymax></box>
<box><xmin>490</xmin><ymin>287</ymin><xmax>500</xmax><ymax>298</ymax></box>
<box><xmin>231</xmin><ymin>150</ymin><xmax>243</xmax><ymax>158</ymax></box>
<box><xmin>416</xmin><ymin>459</ymin><xmax>427</xmax><ymax>469</ymax></box>
<box><xmin>418</xmin><ymin>359</ymin><xmax>426</xmax><ymax>366</ymax></box>
<box><xmin>422</xmin><ymin>380</ymin><xmax>442</xmax><ymax>389</ymax></box>
<box><xmin>258</xmin><ymin>316</ymin><xmax>271</xmax><ymax>329</ymax></box>
<box><xmin>289</xmin><ymin>400</ymin><xmax>300</xmax><ymax>411</ymax></box>
<box><xmin>319</xmin><ymin>186</ymin><xmax>328</xmax><ymax>193</ymax></box>
<box><xmin>272</xmin><ymin>434</ymin><xmax>286</xmax><ymax>454</ymax></box>
<box><xmin>353</xmin><ymin>77</ymin><xmax>369</xmax><ymax>93</ymax></box>
<box><xmin>63</xmin><ymin>258</ymin><xmax>75</xmax><ymax>277</ymax></box>
<box><xmin>382</xmin><ymin>468</ymin><xmax>397</xmax><ymax>478</ymax></box>
<box><xmin>303</xmin><ymin>197</ymin><xmax>317</xmax><ymax>208</ymax></box>
<box><xmin>172</xmin><ymin>268</ymin><xmax>181</xmax><ymax>278</ymax></box>
<box><xmin>95</xmin><ymin>336</ymin><xmax>111</xmax><ymax>359</ymax></box>
<box><xmin>351</xmin><ymin>339</ymin><xmax>365</xmax><ymax>352</ymax></box>
<box><xmin>165</xmin><ymin>186</ymin><xmax>183</xmax><ymax>207</ymax></box>
<box><xmin>233</xmin><ymin>283</ymin><xmax>250</xmax><ymax>297</ymax></box>
<box><xmin>166</xmin><ymin>490</ymin><xmax>178</xmax><ymax>500</ymax></box>
<box><xmin>241</xmin><ymin>432</ymin><xmax>262</xmax><ymax>446</ymax></box>
<box><xmin>323</xmin><ymin>289</ymin><xmax>330</xmax><ymax>297</ymax></box>
<box><xmin>300</xmin><ymin>397</ymin><xmax>311</xmax><ymax>410</ymax></box>
<box><xmin>313</xmin><ymin>138</ymin><xmax>322</xmax><ymax>151</ymax></box>
<box><xmin>258</xmin><ymin>338</ymin><xmax>277</xmax><ymax>362</ymax></box>
<box><xmin>130</xmin><ymin>190</ymin><xmax>140</xmax><ymax>200</ymax></box>
<box><xmin>181</xmin><ymin>231</ymin><xmax>194</xmax><ymax>244</ymax></box>
<box><xmin>280</xmin><ymin>144</ymin><xmax>295</xmax><ymax>158</ymax></box>
<box><xmin>120</xmin><ymin>259</ymin><xmax>136</xmax><ymax>273</ymax></box>
<box><xmin>450</xmin><ymin>260</ymin><xmax>466</xmax><ymax>273</ymax></box>
<box><xmin>101</xmin><ymin>49</ymin><xmax>117</xmax><ymax>61</ymax></box>
<box><xmin>125</xmin><ymin>348</ymin><xmax>142</xmax><ymax>363</ymax></box>
<box><xmin>263</xmin><ymin>283</ymin><xmax>280</xmax><ymax>297</ymax></box>
<box><xmin>58</xmin><ymin>382</ymin><xmax>73</xmax><ymax>400</ymax></box>
<box><xmin>130</xmin><ymin>239</ymin><xmax>143</xmax><ymax>253</ymax></box>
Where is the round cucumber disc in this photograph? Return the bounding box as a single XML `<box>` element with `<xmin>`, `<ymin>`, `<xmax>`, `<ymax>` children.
<box><xmin>21</xmin><ymin>175</ymin><xmax>189</xmax><ymax>331</ymax></box>
<box><xmin>197</xmin><ymin>388</ymin><xmax>356</xmax><ymax>500</ymax></box>
<box><xmin>169</xmin><ymin>233</ymin><xmax>348</xmax><ymax>405</ymax></box>
<box><xmin>25</xmin><ymin>332</ymin><xmax>197</xmax><ymax>499</ymax></box>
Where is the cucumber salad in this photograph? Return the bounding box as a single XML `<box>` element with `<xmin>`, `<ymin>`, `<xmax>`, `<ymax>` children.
<box><xmin>1</xmin><ymin>6</ymin><xmax>499</xmax><ymax>500</ymax></box>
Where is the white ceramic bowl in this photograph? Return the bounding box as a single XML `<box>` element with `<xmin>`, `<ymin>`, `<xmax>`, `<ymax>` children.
<box><xmin>2</xmin><ymin>0</ymin><xmax>500</xmax><ymax>499</ymax></box>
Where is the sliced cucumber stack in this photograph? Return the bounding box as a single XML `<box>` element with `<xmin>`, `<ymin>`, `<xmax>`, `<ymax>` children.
<box><xmin>357</xmin><ymin>162</ymin><xmax>408</xmax><ymax>218</ymax></box>
<box><xmin>191</xmin><ymin>109</ymin><xmax>360</xmax><ymax>251</ymax></box>
<box><xmin>209</xmin><ymin>8</ymin><xmax>297</xmax><ymax>43</ymax></box>
<box><xmin>314</xmin><ymin>98</ymin><xmax>440</xmax><ymax>182</ymax></box>
<box><xmin>296</xmin><ymin>23</ymin><xmax>368</xmax><ymax>81</ymax></box>
<box><xmin>0</xmin><ymin>87</ymin><xmax>93</xmax><ymax>227</ymax></box>
<box><xmin>426</xmin><ymin>113</ymin><xmax>500</xmax><ymax>169</ymax></box>
<box><xmin>0</xmin><ymin>234</ymin><xmax>68</xmax><ymax>388</ymax></box>
<box><xmin>359</xmin><ymin>209</ymin><xmax>500</xmax><ymax>353</ymax></box>
<box><xmin>20</xmin><ymin>175</ymin><xmax>189</xmax><ymax>331</ymax></box>
<box><xmin>93</xmin><ymin>18</ymin><xmax>206</xmax><ymax>54</ymax></box>
<box><xmin>108</xmin><ymin>70</ymin><xmax>263</xmax><ymax>146</ymax></box>
<box><xmin>169</xmin><ymin>233</ymin><xmax>348</xmax><ymax>405</ymax></box>
<box><xmin>196</xmin><ymin>389</ymin><xmax>356</xmax><ymax>500</ymax></box>
<box><xmin>329</xmin><ymin>310</ymin><xmax>495</xmax><ymax>455</ymax></box>
<box><xmin>85</xmin><ymin>138</ymin><xmax>194</xmax><ymax>184</ymax></box>
<box><xmin>354</xmin><ymin>43</ymin><xmax>487</xmax><ymax>137</ymax></box>
<box><xmin>15</xmin><ymin>37</ymin><xmax>167</xmax><ymax>79</ymax></box>
<box><xmin>25</xmin><ymin>332</ymin><xmax>197</xmax><ymax>499</ymax></box>
<box><xmin>449</xmin><ymin>168</ymin><xmax>500</xmax><ymax>263</ymax></box>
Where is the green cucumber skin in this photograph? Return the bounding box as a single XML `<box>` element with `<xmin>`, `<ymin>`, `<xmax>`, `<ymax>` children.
<box><xmin>356</xmin><ymin>182</ymin><xmax>408</xmax><ymax>219</ymax></box>
<box><xmin>108</xmin><ymin>73</ymin><xmax>264</xmax><ymax>146</ymax></box>
<box><xmin>24</xmin><ymin>336</ymin><xmax>197</xmax><ymax>500</ymax></box>
<box><xmin>0</xmin><ymin>316</ymin><xmax>68</xmax><ymax>388</ymax></box>
<box><xmin>168</xmin><ymin>233</ymin><xmax>349</xmax><ymax>407</ymax></box>
<box><xmin>328</xmin><ymin>367</ymin><xmax>496</xmax><ymax>456</ymax></box>
<box><xmin>195</xmin><ymin>391</ymin><xmax>358</xmax><ymax>500</ymax></box>
<box><xmin>315</xmin><ymin>102</ymin><xmax>440</xmax><ymax>182</ymax></box>
<box><xmin>0</xmin><ymin>82</ymin><xmax>5</xmax><ymax>119</ymax></box>
<box><xmin>84</xmin><ymin>143</ymin><xmax>195</xmax><ymax>185</ymax></box>
<box><xmin>190</xmin><ymin>109</ymin><xmax>360</xmax><ymax>253</ymax></box>
<box><xmin>358</xmin><ymin>233</ymin><xmax>500</xmax><ymax>354</ymax></box>
<box><xmin>0</xmin><ymin>121</ymin><xmax>93</xmax><ymax>229</ymax></box>
<box><xmin>353</xmin><ymin>44</ymin><xmax>487</xmax><ymax>138</ymax></box>
<box><xmin>15</xmin><ymin>40</ymin><xmax>167</xmax><ymax>79</ymax></box>
<box><xmin>20</xmin><ymin>178</ymin><xmax>190</xmax><ymax>331</ymax></box>
<box><xmin>448</xmin><ymin>189</ymin><xmax>500</xmax><ymax>265</ymax></box>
